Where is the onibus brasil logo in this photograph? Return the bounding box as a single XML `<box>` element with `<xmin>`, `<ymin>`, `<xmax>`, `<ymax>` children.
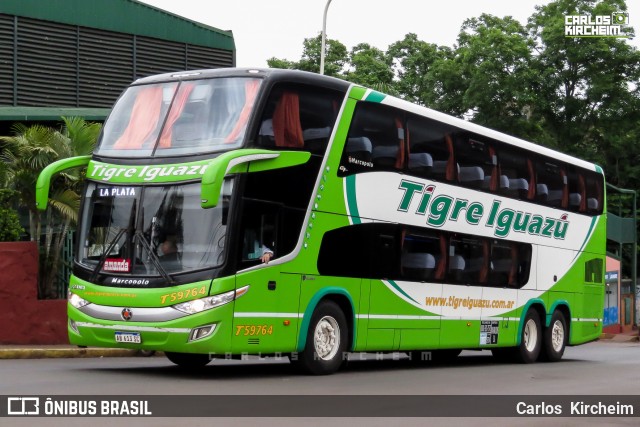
<box><xmin>397</xmin><ymin>179</ymin><xmax>569</xmax><ymax>239</ymax></box>
<box><xmin>565</xmin><ymin>11</ymin><xmax>630</xmax><ymax>38</ymax></box>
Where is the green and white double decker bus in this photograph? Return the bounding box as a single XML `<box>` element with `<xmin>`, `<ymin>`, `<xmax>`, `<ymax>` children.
<box><xmin>37</xmin><ymin>68</ymin><xmax>606</xmax><ymax>374</ymax></box>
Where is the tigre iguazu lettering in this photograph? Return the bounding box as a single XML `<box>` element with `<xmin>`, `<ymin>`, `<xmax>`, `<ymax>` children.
<box><xmin>397</xmin><ymin>179</ymin><xmax>569</xmax><ymax>240</ymax></box>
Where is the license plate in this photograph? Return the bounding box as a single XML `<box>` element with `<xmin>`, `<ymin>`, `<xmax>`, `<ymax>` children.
<box><xmin>115</xmin><ymin>331</ymin><xmax>141</xmax><ymax>344</ymax></box>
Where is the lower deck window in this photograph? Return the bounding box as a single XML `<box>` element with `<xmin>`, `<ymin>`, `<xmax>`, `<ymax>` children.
<box><xmin>318</xmin><ymin>223</ymin><xmax>532</xmax><ymax>288</ymax></box>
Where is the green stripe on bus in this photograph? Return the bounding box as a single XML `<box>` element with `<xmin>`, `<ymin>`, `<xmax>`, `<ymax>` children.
<box><xmin>345</xmin><ymin>174</ymin><xmax>361</xmax><ymax>224</ymax></box>
<box><xmin>386</xmin><ymin>280</ymin><xmax>419</xmax><ymax>304</ymax></box>
<box><xmin>349</xmin><ymin>86</ymin><xmax>367</xmax><ymax>100</ymax></box>
<box><xmin>365</xmin><ymin>91</ymin><xmax>386</xmax><ymax>103</ymax></box>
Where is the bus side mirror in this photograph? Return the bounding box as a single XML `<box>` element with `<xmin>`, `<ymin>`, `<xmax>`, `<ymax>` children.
<box><xmin>35</xmin><ymin>155</ymin><xmax>92</xmax><ymax>211</ymax></box>
<box><xmin>200</xmin><ymin>149</ymin><xmax>310</xmax><ymax>208</ymax></box>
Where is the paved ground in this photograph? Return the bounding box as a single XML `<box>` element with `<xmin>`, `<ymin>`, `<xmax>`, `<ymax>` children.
<box><xmin>0</xmin><ymin>332</ymin><xmax>637</xmax><ymax>359</ymax></box>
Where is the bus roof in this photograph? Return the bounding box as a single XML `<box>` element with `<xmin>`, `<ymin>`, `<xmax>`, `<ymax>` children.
<box><xmin>131</xmin><ymin>67</ymin><xmax>351</xmax><ymax>93</ymax></box>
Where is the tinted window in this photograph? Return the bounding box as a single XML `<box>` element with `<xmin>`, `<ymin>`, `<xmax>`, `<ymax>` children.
<box><xmin>339</xmin><ymin>103</ymin><xmax>406</xmax><ymax>175</ymax></box>
<box><xmin>318</xmin><ymin>223</ymin><xmax>532</xmax><ymax>288</ymax></box>
<box><xmin>406</xmin><ymin>115</ymin><xmax>454</xmax><ymax>182</ymax></box>
<box><xmin>97</xmin><ymin>78</ymin><xmax>261</xmax><ymax>157</ymax></box>
<box><xmin>255</xmin><ymin>83</ymin><xmax>344</xmax><ymax>154</ymax></box>
<box><xmin>337</xmin><ymin>102</ymin><xmax>604</xmax><ymax>216</ymax></box>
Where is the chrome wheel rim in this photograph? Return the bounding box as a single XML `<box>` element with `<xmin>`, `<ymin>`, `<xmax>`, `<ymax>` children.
<box><xmin>314</xmin><ymin>316</ymin><xmax>340</xmax><ymax>360</ymax></box>
<box><xmin>551</xmin><ymin>319</ymin><xmax>565</xmax><ymax>352</ymax></box>
<box><xmin>523</xmin><ymin>318</ymin><xmax>538</xmax><ymax>352</ymax></box>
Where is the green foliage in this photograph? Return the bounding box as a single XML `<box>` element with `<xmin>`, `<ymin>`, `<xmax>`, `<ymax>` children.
<box><xmin>271</xmin><ymin>0</ymin><xmax>640</xmax><ymax>266</ymax></box>
<box><xmin>527</xmin><ymin>0</ymin><xmax>639</xmax><ymax>165</ymax></box>
<box><xmin>0</xmin><ymin>189</ymin><xmax>24</xmax><ymax>242</ymax></box>
<box><xmin>387</xmin><ymin>33</ymin><xmax>445</xmax><ymax>107</ymax></box>
<box><xmin>0</xmin><ymin>116</ymin><xmax>101</xmax><ymax>298</ymax></box>
<box><xmin>344</xmin><ymin>43</ymin><xmax>393</xmax><ymax>87</ymax></box>
<box><xmin>269</xmin><ymin>0</ymin><xmax>639</xmax><ymax>195</ymax></box>
<box><xmin>267</xmin><ymin>33</ymin><xmax>347</xmax><ymax>77</ymax></box>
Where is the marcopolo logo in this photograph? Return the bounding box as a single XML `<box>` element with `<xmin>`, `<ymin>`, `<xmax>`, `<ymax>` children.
<box><xmin>565</xmin><ymin>12</ymin><xmax>630</xmax><ymax>38</ymax></box>
<box><xmin>397</xmin><ymin>179</ymin><xmax>569</xmax><ymax>239</ymax></box>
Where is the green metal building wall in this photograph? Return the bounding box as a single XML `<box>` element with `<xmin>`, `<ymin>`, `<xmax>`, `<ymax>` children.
<box><xmin>0</xmin><ymin>0</ymin><xmax>235</xmax><ymax>121</ymax></box>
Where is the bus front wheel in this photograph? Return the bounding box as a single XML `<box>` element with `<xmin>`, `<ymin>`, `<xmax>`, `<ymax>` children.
<box><xmin>297</xmin><ymin>301</ymin><xmax>348</xmax><ymax>375</ymax></box>
<box><xmin>516</xmin><ymin>309</ymin><xmax>542</xmax><ymax>363</ymax></box>
<box><xmin>165</xmin><ymin>352</ymin><xmax>212</xmax><ymax>368</ymax></box>
<box><xmin>540</xmin><ymin>311</ymin><xmax>567</xmax><ymax>362</ymax></box>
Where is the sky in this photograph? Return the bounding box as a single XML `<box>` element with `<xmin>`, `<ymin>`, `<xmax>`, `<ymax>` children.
<box><xmin>138</xmin><ymin>0</ymin><xmax>639</xmax><ymax>67</ymax></box>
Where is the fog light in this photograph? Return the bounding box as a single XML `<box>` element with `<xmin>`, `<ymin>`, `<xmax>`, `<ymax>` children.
<box><xmin>69</xmin><ymin>319</ymin><xmax>79</xmax><ymax>334</ymax></box>
<box><xmin>189</xmin><ymin>324</ymin><xmax>216</xmax><ymax>342</ymax></box>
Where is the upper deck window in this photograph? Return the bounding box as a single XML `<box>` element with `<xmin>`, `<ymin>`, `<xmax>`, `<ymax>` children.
<box><xmin>96</xmin><ymin>77</ymin><xmax>262</xmax><ymax>158</ymax></box>
<box><xmin>254</xmin><ymin>83</ymin><xmax>344</xmax><ymax>154</ymax></box>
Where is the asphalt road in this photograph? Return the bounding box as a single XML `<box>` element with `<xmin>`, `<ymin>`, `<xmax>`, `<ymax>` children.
<box><xmin>1</xmin><ymin>340</ymin><xmax>639</xmax><ymax>427</ymax></box>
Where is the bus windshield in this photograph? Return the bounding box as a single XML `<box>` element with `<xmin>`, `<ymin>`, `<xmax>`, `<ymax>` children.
<box><xmin>96</xmin><ymin>77</ymin><xmax>262</xmax><ymax>158</ymax></box>
<box><xmin>77</xmin><ymin>180</ymin><xmax>232</xmax><ymax>278</ymax></box>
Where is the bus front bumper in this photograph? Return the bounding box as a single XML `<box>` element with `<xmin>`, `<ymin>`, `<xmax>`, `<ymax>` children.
<box><xmin>67</xmin><ymin>303</ymin><xmax>233</xmax><ymax>355</ymax></box>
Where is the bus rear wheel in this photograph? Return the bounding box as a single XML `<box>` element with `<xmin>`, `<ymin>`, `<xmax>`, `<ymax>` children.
<box><xmin>540</xmin><ymin>311</ymin><xmax>567</xmax><ymax>362</ymax></box>
<box><xmin>165</xmin><ymin>352</ymin><xmax>212</xmax><ymax>368</ymax></box>
<box><xmin>516</xmin><ymin>309</ymin><xmax>542</xmax><ymax>363</ymax></box>
<box><xmin>297</xmin><ymin>301</ymin><xmax>348</xmax><ymax>375</ymax></box>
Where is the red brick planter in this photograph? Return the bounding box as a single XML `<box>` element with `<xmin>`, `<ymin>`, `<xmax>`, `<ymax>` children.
<box><xmin>0</xmin><ymin>242</ymin><xmax>67</xmax><ymax>344</ymax></box>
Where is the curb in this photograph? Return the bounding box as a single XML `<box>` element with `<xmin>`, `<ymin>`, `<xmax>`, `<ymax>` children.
<box><xmin>599</xmin><ymin>333</ymin><xmax>639</xmax><ymax>342</ymax></box>
<box><xmin>0</xmin><ymin>347</ymin><xmax>156</xmax><ymax>359</ymax></box>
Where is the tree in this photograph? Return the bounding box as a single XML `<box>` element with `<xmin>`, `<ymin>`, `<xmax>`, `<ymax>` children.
<box><xmin>452</xmin><ymin>14</ymin><xmax>546</xmax><ymax>141</ymax></box>
<box><xmin>0</xmin><ymin>189</ymin><xmax>24</xmax><ymax>242</ymax></box>
<box><xmin>387</xmin><ymin>33</ymin><xmax>444</xmax><ymax>106</ymax></box>
<box><xmin>527</xmin><ymin>0</ymin><xmax>640</xmax><ymax>163</ymax></box>
<box><xmin>0</xmin><ymin>117</ymin><xmax>101</xmax><ymax>298</ymax></box>
<box><xmin>268</xmin><ymin>33</ymin><xmax>348</xmax><ymax>77</ymax></box>
<box><xmin>344</xmin><ymin>43</ymin><xmax>393</xmax><ymax>87</ymax></box>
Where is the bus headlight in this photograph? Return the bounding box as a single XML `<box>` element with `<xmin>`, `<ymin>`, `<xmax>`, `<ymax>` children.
<box><xmin>173</xmin><ymin>286</ymin><xmax>249</xmax><ymax>314</ymax></box>
<box><xmin>68</xmin><ymin>291</ymin><xmax>90</xmax><ymax>309</ymax></box>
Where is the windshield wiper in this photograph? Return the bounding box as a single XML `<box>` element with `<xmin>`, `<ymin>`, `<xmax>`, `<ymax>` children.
<box><xmin>90</xmin><ymin>227</ymin><xmax>128</xmax><ymax>282</ymax></box>
<box><xmin>133</xmin><ymin>230</ymin><xmax>176</xmax><ymax>285</ymax></box>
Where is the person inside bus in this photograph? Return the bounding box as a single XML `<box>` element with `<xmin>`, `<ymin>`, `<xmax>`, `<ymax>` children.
<box><xmin>243</xmin><ymin>229</ymin><xmax>274</xmax><ymax>264</ymax></box>
<box><xmin>260</xmin><ymin>246</ymin><xmax>274</xmax><ymax>264</ymax></box>
<box><xmin>158</xmin><ymin>235</ymin><xmax>180</xmax><ymax>263</ymax></box>
<box><xmin>248</xmin><ymin>240</ymin><xmax>274</xmax><ymax>264</ymax></box>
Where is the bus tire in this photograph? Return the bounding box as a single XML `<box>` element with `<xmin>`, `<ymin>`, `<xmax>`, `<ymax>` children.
<box><xmin>165</xmin><ymin>352</ymin><xmax>212</xmax><ymax>368</ymax></box>
<box><xmin>516</xmin><ymin>309</ymin><xmax>542</xmax><ymax>363</ymax></box>
<box><xmin>298</xmin><ymin>301</ymin><xmax>348</xmax><ymax>375</ymax></box>
<box><xmin>540</xmin><ymin>311</ymin><xmax>567</xmax><ymax>362</ymax></box>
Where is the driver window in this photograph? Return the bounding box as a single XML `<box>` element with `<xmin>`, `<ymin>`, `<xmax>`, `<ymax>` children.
<box><xmin>238</xmin><ymin>200</ymin><xmax>279</xmax><ymax>266</ymax></box>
